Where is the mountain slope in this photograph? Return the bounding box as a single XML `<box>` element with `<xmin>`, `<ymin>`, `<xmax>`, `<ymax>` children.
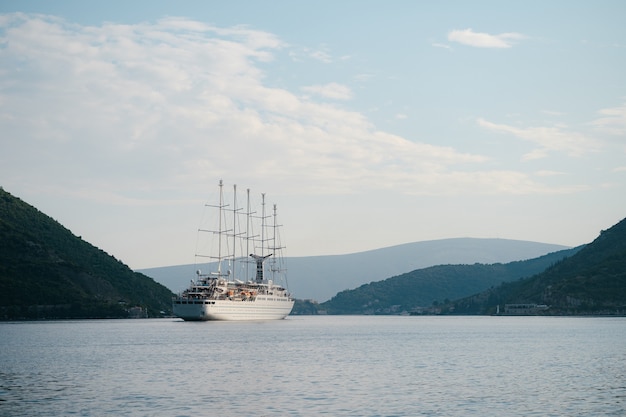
<box><xmin>0</xmin><ymin>187</ymin><xmax>174</xmax><ymax>319</ymax></box>
<box><xmin>315</xmin><ymin>247</ymin><xmax>581</xmax><ymax>314</ymax></box>
<box><xmin>140</xmin><ymin>238</ymin><xmax>570</xmax><ymax>302</ymax></box>
<box><xmin>449</xmin><ymin>217</ymin><xmax>626</xmax><ymax>315</ymax></box>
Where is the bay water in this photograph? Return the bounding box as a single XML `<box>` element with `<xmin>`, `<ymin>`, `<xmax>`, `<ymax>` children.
<box><xmin>1</xmin><ymin>316</ymin><xmax>625</xmax><ymax>416</ymax></box>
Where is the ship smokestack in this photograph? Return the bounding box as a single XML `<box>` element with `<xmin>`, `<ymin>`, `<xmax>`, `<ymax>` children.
<box><xmin>250</xmin><ymin>253</ymin><xmax>272</xmax><ymax>283</ymax></box>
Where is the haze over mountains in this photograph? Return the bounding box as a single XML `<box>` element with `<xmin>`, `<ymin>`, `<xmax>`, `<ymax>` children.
<box><xmin>2</xmin><ymin>186</ymin><xmax>623</xmax><ymax>319</ymax></box>
<box><xmin>140</xmin><ymin>238</ymin><xmax>569</xmax><ymax>302</ymax></box>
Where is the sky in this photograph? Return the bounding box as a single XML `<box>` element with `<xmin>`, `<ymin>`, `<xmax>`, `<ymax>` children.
<box><xmin>1</xmin><ymin>1</ymin><xmax>625</xmax><ymax>269</ymax></box>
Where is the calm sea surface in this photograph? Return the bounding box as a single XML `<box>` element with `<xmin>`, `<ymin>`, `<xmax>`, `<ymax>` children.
<box><xmin>1</xmin><ymin>316</ymin><xmax>625</xmax><ymax>416</ymax></box>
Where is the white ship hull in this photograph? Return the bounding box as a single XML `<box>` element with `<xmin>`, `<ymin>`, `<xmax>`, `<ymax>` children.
<box><xmin>173</xmin><ymin>297</ymin><xmax>294</xmax><ymax>321</ymax></box>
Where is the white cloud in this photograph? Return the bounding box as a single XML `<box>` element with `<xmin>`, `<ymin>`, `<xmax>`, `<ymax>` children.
<box><xmin>0</xmin><ymin>13</ymin><xmax>568</xmax><ymax>206</ymax></box>
<box><xmin>431</xmin><ymin>42</ymin><xmax>452</xmax><ymax>50</ymax></box>
<box><xmin>308</xmin><ymin>49</ymin><xmax>332</xmax><ymax>63</ymax></box>
<box><xmin>590</xmin><ymin>102</ymin><xmax>626</xmax><ymax>135</ymax></box>
<box><xmin>448</xmin><ymin>28</ymin><xmax>526</xmax><ymax>48</ymax></box>
<box><xmin>301</xmin><ymin>82</ymin><xmax>353</xmax><ymax>100</ymax></box>
<box><xmin>296</xmin><ymin>43</ymin><xmax>342</xmax><ymax>64</ymax></box>
<box><xmin>288</xmin><ymin>47</ymin><xmax>332</xmax><ymax>63</ymax></box>
<box><xmin>535</xmin><ymin>170</ymin><xmax>565</xmax><ymax>177</ymax></box>
<box><xmin>477</xmin><ymin>118</ymin><xmax>601</xmax><ymax>160</ymax></box>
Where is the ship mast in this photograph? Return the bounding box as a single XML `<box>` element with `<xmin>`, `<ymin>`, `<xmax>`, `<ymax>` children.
<box><xmin>244</xmin><ymin>188</ymin><xmax>258</xmax><ymax>282</ymax></box>
<box><xmin>226</xmin><ymin>184</ymin><xmax>243</xmax><ymax>280</ymax></box>
<box><xmin>261</xmin><ymin>193</ymin><xmax>266</xmax><ymax>257</ymax></box>
<box><xmin>197</xmin><ymin>179</ymin><xmax>232</xmax><ymax>278</ymax></box>
<box><xmin>232</xmin><ymin>184</ymin><xmax>237</xmax><ymax>281</ymax></box>
<box><xmin>271</xmin><ymin>203</ymin><xmax>278</xmax><ymax>281</ymax></box>
<box><xmin>249</xmin><ymin>191</ymin><xmax>276</xmax><ymax>284</ymax></box>
<box><xmin>245</xmin><ymin>188</ymin><xmax>251</xmax><ymax>281</ymax></box>
<box><xmin>217</xmin><ymin>179</ymin><xmax>225</xmax><ymax>277</ymax></box>
<box><xmin>269</xmin><ymin>203</ymin><xmax>286</xmax><ymax>282</ymax></box>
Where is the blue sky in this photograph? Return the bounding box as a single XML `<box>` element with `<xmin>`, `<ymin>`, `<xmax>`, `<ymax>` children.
<box><xmin>1</xmin><ymin>1</ymin><xmax>625</xmax><ymax>268</ymax></box>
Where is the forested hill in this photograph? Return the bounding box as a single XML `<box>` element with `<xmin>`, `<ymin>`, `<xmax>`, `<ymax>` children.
<box><xmin>314</xmin><ymin>246</ymin><xmax>581</xmax><ymax>315</ymax></box>
<box><xmin>449</xmin><ymin>217</ymin><xmax>626</xmax><ymax>315</ymax></box>
<box><xmin>0</xmin><ymin>187</ymin><xmax>174</xmax><ymax>319</ymax></box>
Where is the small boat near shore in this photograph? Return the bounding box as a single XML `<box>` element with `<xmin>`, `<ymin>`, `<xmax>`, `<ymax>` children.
<box><xmin>172</xmin><ymin>180</ymin><xmax>294</xmax><ymax>321</ymax></box>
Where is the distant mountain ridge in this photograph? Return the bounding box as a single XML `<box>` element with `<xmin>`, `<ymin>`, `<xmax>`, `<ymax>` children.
<box><xmin>448</xmin><ymin>217</ymin><xmax>626</xmax><ymax>315</ymax></box>
<box><xmin>309</xmin><ymin>216</ymin><xmax>626</xmax><ymax>316</ymax></box>
<box><xmin>315</xmin><ymin>246</ymin><xmax>582</xmax><ymax>314</ymax></box>
<box><xmin>140</xmin><ymin>238</ymin><xmax>570</xmax><ymax>302</ymax></box>
<box><xmin>0</xmin><ymin>187</ymin><xmax>173</xmax><ymax>319</ymax></box>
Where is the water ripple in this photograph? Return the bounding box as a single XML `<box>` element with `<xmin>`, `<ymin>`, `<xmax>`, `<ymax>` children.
<box><xmin>1</xmin><ymin>316</ymin><xmax>625</xmax><ymax>416</ymax></box>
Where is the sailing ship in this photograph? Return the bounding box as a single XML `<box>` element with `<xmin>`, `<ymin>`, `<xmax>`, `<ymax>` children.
<box><xmin>172</xmin><ymin>180</ymin><xmax>294</xmax><ymax>321</ymax></box>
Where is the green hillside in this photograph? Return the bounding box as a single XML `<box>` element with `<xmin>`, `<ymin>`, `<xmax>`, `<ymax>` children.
<box><xmin>313</xmin><ymin>247</ymin><xmax>580</xmax><ymax>315</ymax></box>
<box><xmin>0</xmin><ymin>187</ymin><xmax>174</xmax><ymax>319</ymax></box>
<box><xmin>449</xmin><ymin>217</ymin><xmax>626</xmax><ymax>315</ymax></box>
